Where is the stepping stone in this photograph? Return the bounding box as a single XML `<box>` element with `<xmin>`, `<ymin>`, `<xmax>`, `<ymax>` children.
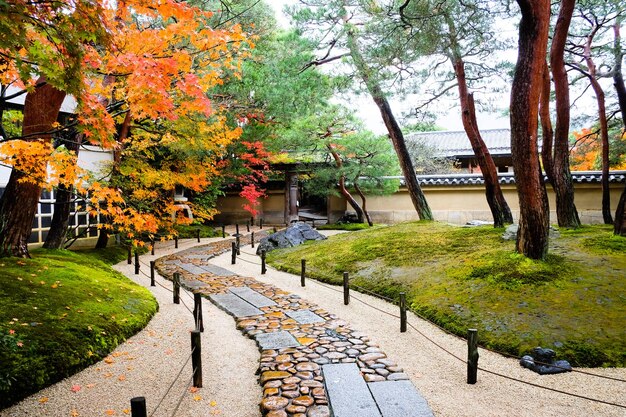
<box><xmin>368</xmin><ymin>380</ymin><xmax>434</xmax><ymax>417</ymax></box>
<box><xmin>185</xmin><ymin>254</ymin><xmax>212</xmax><ymax>260</ymax></box>
<box><xmin>255</xmin><ymin>330</ymin><xmax>300</xmax><ymax>350</ymax></box>
<box><xmin>203</xmin><ymin>264</ymin><xmax>238</xmax><ymax>277</ymax></box>
<box><xmin>182</xmin><ymin>279</ymin><xmax>207</xmax><ymax>291</ymax></box>
<box><xmin>286</xmin><ymin>309</ymin><xmax>325</xmax><ymax>324</ymax></box>
<box><xmin>178</xmin><ymin>262</ymin><xmax>208</xmax><ymax>275</ymax></box>
<box><xmin>322</xmin><ymin>363</ymin><xmax>381</xmax><ymax>417</ymax></box>
<box><xmin>209</xmin><ymin>293</ymin><xmax>263</xmax><ymax>318</ymax></box>
<box><xmin>229</xmin><ymin>286</ymin><xmax>276</xmax><ymax>308</ymax></box>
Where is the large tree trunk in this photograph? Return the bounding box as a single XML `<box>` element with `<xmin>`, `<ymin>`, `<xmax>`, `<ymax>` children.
<box><xmin>345</xmin><ymin>26</ymin><xmax>433</xmax><ymax>220</ymax></box>
<box><xmin>445</xmin><ymin>16</ymin><xmax>513</xmax><ymax>228</ymax></box>
<box><xmin>613</xmin><ymin>18</ymin><xmax>626</xmax><ymax>130</ymax></box>
<box><xmin>328</xmin><ymin>145</ymin><xmax>365</xmax><ymax>223</ymax></box>
<box><xmin>612</xmin><ymin>18</ymin><xmax>626</xmax><ymax>235</ymax></box>
<box><xmin>584</xmin><ymin>31</ymin><xmax>613</xmax><ymax>224</ymax></box>
<box><xmin>539</xmin><ymin>60</ymin><xmax>555</xmax><ymax>184</ymax></box>
<box><xmin>510</xmin><ymin>0</ymin><xmax>551</xmax><ymax>260</ymax></box>
<box><xmin>0</xmin><ymin>79</ymin><xmax>66</xmax><ymax>257</ymax></box>
<box><xmin>550</xmin><ymin>0</ymin><xmax>580</xmax><ymax>228</ymax></box>
<box><xmin>43</xmin><ymin>132</ymin><xmax>82</xmax><ymax>249</ymax></box>
<box><xmin>353</xmin><ymin>182</ymin><xmax>373</xmax><ymax>226</ymax></box>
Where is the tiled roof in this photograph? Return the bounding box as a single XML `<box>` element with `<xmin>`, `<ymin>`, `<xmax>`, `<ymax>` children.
<box><xmin>383</xmin><ymin>171</ymin><xmax>626</xmax><ymax>186</ymax></box>
<box><xmin>406</xmin><ymin>129</ymin><xmax>513</xmax><ymax>157</ymax></box>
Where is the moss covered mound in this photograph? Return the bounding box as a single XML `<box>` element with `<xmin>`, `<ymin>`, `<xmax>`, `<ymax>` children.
<box><xmin>0</xmin><ymin>248</ymin><xmax>158</xmax><ymax>408</ymax></box>
<box><xmin>267</xmin><ymin>222</ymin><xmax>626</xmax><ymax>367</ymax></box>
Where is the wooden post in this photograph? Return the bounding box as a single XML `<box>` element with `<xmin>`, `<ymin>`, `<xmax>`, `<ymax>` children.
<box><xmin>134</xmin><ymin>251</ymin><xmax>139</xmax><ymax>275</ymax></box>
<box><xmin>191</xmin><ymin>330</ymin><xmax>202</xmax><ymax>388</ymax></box>
<box><xmin>251</xmin><ymin>216</ymin><xmax>254</xmax><ymax>227</ymax></box>
<box><xmin>246</xmin><ymin>220</ymin><xmax>250</xmax><ymax>232</ymax></box>
<box><xmin>261</xmin><ymin>250</ymin><xmax>266</xmax><ymax>274</ymax></box>
<box><xmin>273</xmin><ymin>226</ymin><xmax>277</xmax><ymax>233</ymax></box>
<box><xmin>236</xmin><ymin>235</ymin><xmax>240</xmax><ymax>255</ymax></box>
<box><xmin>343</xmin><ymin>272</ymin><xmax>350</xmax><ymax>305</ymax></box>
<box><xmin>251</xmin><ymin>231</ymin><xmax>255</xmax><ymax>248</ymax></box>
<box><xmin>312</xmin><ymin>219</ymin><xmax>315</xmax><ymax>228</ymax></box>
<box><xmin>399</xmin><ymin>292</ymin><xmax>407</xmax><ymax>333</ymax></box>
<box><xmin>151</xmin><ymin>240</ymin><xmax>155</xmax><ymax>256</ymax></box>
<box><xmin>193</xmin><ymin>293</ymin><xmax>204</xmax><ymax>332</ymax></box>
<box><xmin>173</xmin><ymin>273</ymin><xmax>180</xmax><ymax>304</ymax></box>
<box><xmin>260</xmin><ymin>218</ymin><xmax>263</xmax><ymax>229</ymax></box>
<box><xmin>221</xmin><ymin>224</ymin><xmax>226</xmax><ymax>238</ymax></box>
<box><xmin>150</xmin><ymin>261</ymin><xmax>156</xmax><ymax>287</ymax></box>
<box><xmin>196</xmin><ymin>228</ymin><xmax>200</xmax><ymax>243</ymax></box>
<box><xmin>301</xmin><ymin>259</ymin><xmax>306</xmax><ymax>287</ymax></box>
<box><xmin>467</xmin><ymin>329</ymin><xmax>479</xmax><ymax>384</ymax></box>
<box><xmin>174</xmin><ymin>236</ymin><xmax>178</xmax><ymax>249</ymax></box>
<box><xmin>235</xmin><ymin>223</ymin><xmax>239</xmax><ymax>235</ymax></box>
<box><xmin>127</xmin><ymin>246</ymin><xmax>132</xmax><ymax>264</ymax></box>
<box><xmin>231</xmin><ymin>242</ymin><xmax>236</xmax><ymax>264</ymax></box>
<box><xmin>130</xmin><ymin>397</ymin><xmax>147</xmax><ymax>417</ymax></box>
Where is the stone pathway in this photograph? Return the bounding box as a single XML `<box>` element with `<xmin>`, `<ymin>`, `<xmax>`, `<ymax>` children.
<box><xmin>156</xmin><ymin>233</ymin><xmax>433</xmax><ymax>417</ymax></box>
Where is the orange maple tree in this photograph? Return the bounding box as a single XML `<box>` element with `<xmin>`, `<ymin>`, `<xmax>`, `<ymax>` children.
<box><xmin>0</xmin><ymin>0</ymin><xmax>257</xmax><ymax>256</ymax></box>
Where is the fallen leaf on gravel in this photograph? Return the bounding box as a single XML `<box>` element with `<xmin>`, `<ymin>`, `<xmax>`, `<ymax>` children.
<box><xmin>189</xmin><ymin>387</ymin><xmax>199</xmax><ymax>393</ymax></box>
<box><xmin>38</xmin><ymin>397</ymin><xmax>49</xmax><ymax>404</ymax></box>
<box><xmin>70</xmin><ymin>410</ymin><xmax>79</xmax><ymax>417</ymax></box>
<box><xmin>105</xmin><ymin>410</ymin><xmax>115</xmax><ymax>415</ymax></box>
<box><xmin>118</xmin><ymin>375</ymin><xmax>126</xmax><ymax>381</ymax></box>
<box><xmin>210</xmin><ymin>400</ymin><xmax>217</xmax><ymax>407</ymax></box>
<box><xmin>193</xmin><ymin>395</ymin><xmax>202</xmax><ymax>401</ymax></box>
<box><xmin>122</xmin><ymin>409</ymin><xmax>130</xmax><ymax>415</ymax></box>
<box><xmin>104</xmin><ymin>357</ymin><xmax>114</xmax><ymax>364</ymax></box>
<box><xmin>86</xmin><ymin>384</ymin><xmax>96</xmax><ymax>389</ymax></box>
<box><xmin>71</xmin><ymin>385</ymin><xmax>81</xmax><ymax>393</ymax></box>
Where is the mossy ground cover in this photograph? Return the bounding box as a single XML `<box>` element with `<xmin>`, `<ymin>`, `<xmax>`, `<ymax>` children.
<box><xmin>174</xmin><ymin>222</ymin><xmax>222</xmax><ymax>239</ymax></box>
<box><xmin>267</xmin><ymin>222</ymin><xmax>626</xmax><ymax>367</ymax></box>
<box><xmin>0</xmin><ymin>248</ymin><xmax>158</xmax><ymax>408</ymax></box>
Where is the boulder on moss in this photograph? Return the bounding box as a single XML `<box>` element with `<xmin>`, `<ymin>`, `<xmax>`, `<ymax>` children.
<box><xmin>256</xmin><ymin>222</ymin><xmax>326</xmax><ymax>255</ymax></box>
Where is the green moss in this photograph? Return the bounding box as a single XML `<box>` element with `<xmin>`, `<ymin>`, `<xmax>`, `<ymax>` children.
<box><xmin>0</xmin><ymin>248</ymin><xmax>158</xmax><ymax>408</ymax></box>
<box><xmin>267</xmin><ymin>222</ymin><xmax>626</xmax><ymax>367</ymax></box>
<box><xmin>316</xmin><ymin>223</ymin><xmax>376</xmax><ymax>231</ymax></box>
<box><xmin>174</xmin><ymin>223</ymin><xmax>221</xmax><ymax>239</ymax></box>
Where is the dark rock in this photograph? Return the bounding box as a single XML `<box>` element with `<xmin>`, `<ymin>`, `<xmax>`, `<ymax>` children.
<box><xmin>519</xmin><ymin>347</ymin><xmax>572</xmax><ymax>375</ymax></box>
<box><xmin>256</xmin><ymin>222</ymin><xmax>326</xmax><ymax>255</ymax></box>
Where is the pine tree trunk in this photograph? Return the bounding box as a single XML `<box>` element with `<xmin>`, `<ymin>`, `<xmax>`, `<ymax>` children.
<box><xmin>445</xmin><ymin>16</ymin><xmax>513</xmax><ymax>228</ymax></box>
<box><xmin>354</xmin><ymin>182</ymin><xmax>373</xmax><ymax>226</ymax></box>
<box><xmin>510</xmin><ymin>0</ymin><xmax>551</xmax><ymax>260</ymax></box>
<box><xmin>613</xmin><ymin>19</ymin><xmax>626</xmax><ymax>130</ymax></box>
<box><xmin>43</xmin><ymin>133</ymin><xmax>82</xmax><ymax>249</ymax></box>
<box><xmin>539</xmin><ymin>60</ymin><xmax>554</xmax><ymax>183</ymax></box>
<box><xmin>0</xmin><ymin>79</ymin><xmax>66</xmax><ymax>257</ymax></box>
<box><xmin>550</xmin><ymin>0</ymin><xmax>580</xmax><ymax>228</ymax></box>
<box><xmin>328</xmin><ymin>145</ymin><xmax>365</xmax><ymax>223</ymax></box>
<box><xmin>614</xmin><ymin>183</ymin><xmax>626</xmax><ymax>236</ymax></box>
<box><xmin>345</xmin><ymin>26</ymin><xmax>433</xmax><ymax>221</ymax></box>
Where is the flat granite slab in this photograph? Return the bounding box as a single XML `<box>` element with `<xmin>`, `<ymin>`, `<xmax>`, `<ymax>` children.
<box><xmin>203</xmin><ymin>264</ymin><xmax>238</xmax><ymax>276</ymax></box>
<box><xmin>178</xmin><ymin>262</ymin><xmax>209</xmax><ymax>275</ymax></box>
<box><xmin>368</xmin><ymin>380</ymin><xmax>433</xmax><ymax>417</ymax></box>
<box><xmin>182</xmin><ymin>279</ymin><xmax>208</xmax><ymax>291</ymax></box>
<box><xmin>229</xmin><ymin>286</ymin><xmax>276</xmax><ymax>308</ymax></box>
<box><xmin>322</xmin><ymin>363</ymin><xmax>381</xmax><ymax>417</ymax></box>
<box><xmin>254</xmin><ymin>330</ymin><xmax>300</xmax><ymax>350</ymax></box>
<box><xmin>209</xmin><ymin>293</ymin><xmax>263</xmax><ymax>318</ymax></box>
<box><xmin>286</xmin><ymin>309</ymin><xmax>325</xmax><ymax>324</ymax></box>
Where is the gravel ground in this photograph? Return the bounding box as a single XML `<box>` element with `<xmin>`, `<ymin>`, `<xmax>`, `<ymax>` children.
<box><xmin>0</xmin><ymin>237</ymin><xmax>261</xmax><ymax>417</ymax></box>
<box><xmin>210</xmin><ymin>233</ymin><xmax>626</xmax><ymax>417</ymax></box>
<box><xmin>3</xmin><ymin>230</ymin><xmax>624</xmax><ymax>417</ymax></box>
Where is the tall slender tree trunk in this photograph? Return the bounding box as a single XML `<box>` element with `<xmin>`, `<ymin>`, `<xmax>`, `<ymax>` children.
<box><xmin>0</xmin><ymin>78</ymin><xmax>66</xmax><ymax>257</ymax></box>
<box><xmin>584</xmin><ymin>32</ymin><xmax>613</xmax><ymax>224</ymax></box>
<box><xmin>510</xmin><ymin>0</ymin><xmax>551</xmax><ymax>260</ymax></box>
<box><xmin>445</xmin><ymin>16</ymin><xmax>513</xmax><ymax>228</ymax></box>
<box><xmin>353</xmin><ymin>182</ymin><xmax>373</xmax><ymax>226</ymax></box>
<box><xmin>327</xmin><ymin>145</ymin><xmax>365</xmax><ymax>223</ymax></box>
<box><xmin>550</xmin><ymin>0</ymin><xmax>580</xmax><ymax>228</ymax></box>
<box><xmin>43</xmin><ymin>132</ymin><xmax>82</xmax><ymax>249</ymax></box>
<box><xmin>345</xmin><ymin>26</ymin><xmax>432</xmax><ymax>220</ymax></box>
<box><xmin>540</xmin><ymin>60</ymin><xmax>555</xmax><ymax>184</ymax></box>
<box><xmin>612</xmin><ymin>18</ymin><xmax>626</xmax><ymax>235</ymax></box>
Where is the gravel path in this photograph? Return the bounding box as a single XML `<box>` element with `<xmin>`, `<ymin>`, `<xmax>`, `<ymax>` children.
<box><xmin>209</xmin><ymin>234</ymin><xmax>626</xmax><ymax>417</ymax></box>
<box><xmin>0</xmin><ymin>237</ymin><xmax>261</xmax><ymax>417</ymax></box>
<box><xmin>2</xmin><ymin>230</ymin><xmax>625</xmax><ymax>417</ymax></box>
